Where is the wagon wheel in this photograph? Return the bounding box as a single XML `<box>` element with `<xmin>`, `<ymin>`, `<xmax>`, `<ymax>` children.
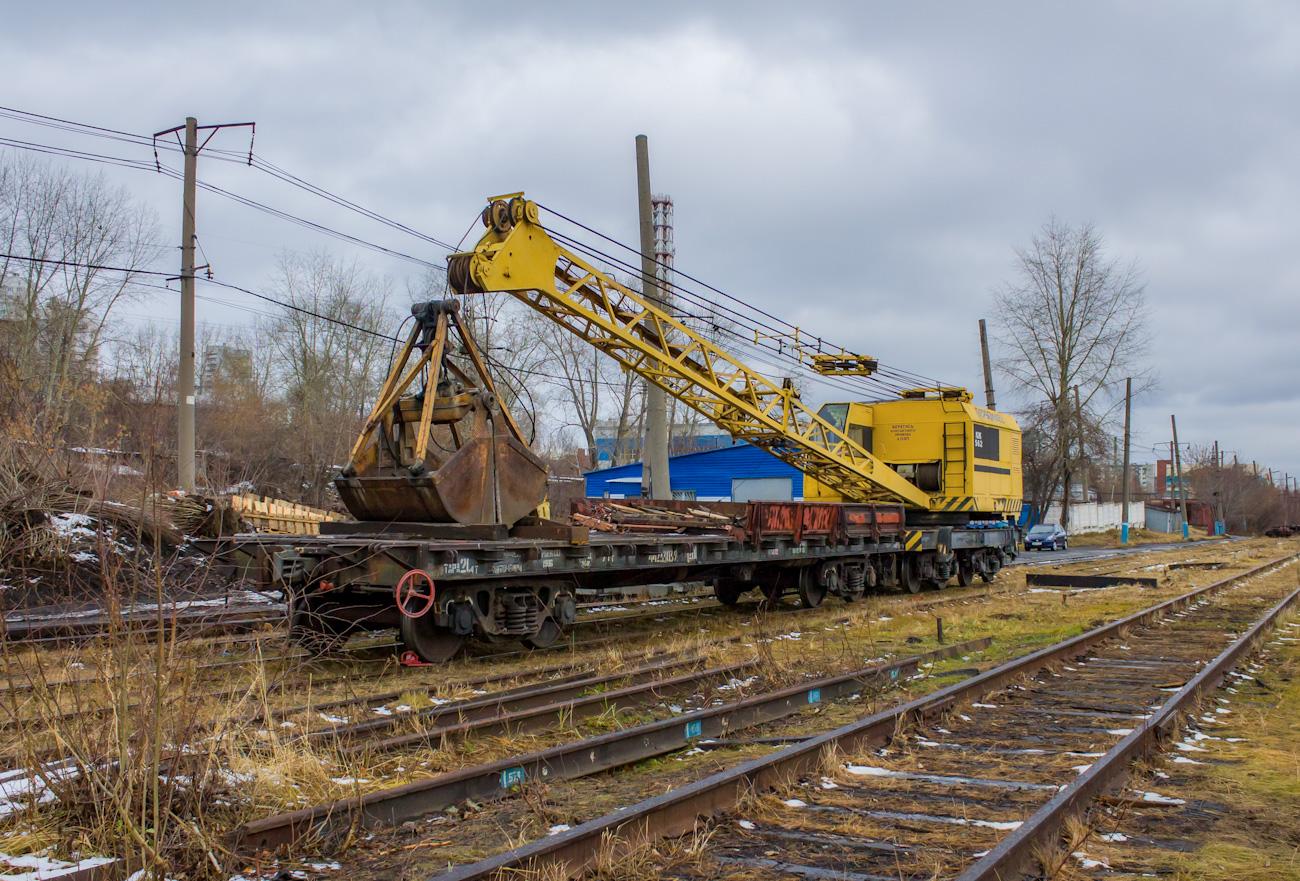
<box><xmin>900</xmin><ymin>557</ymin><xmax>921</xmax><ymax>594</ymax></box>
<box><xmin>761</xmin><ymin>579</ymin><xmax>785</xmax><ymax>606</ymax></box>
<box><xmin>956</xmin><ymin>556</ymin><xmax>975</xmax><ymax>588</ymax></box>
<box><xmin>796</xmin><ymin>569</ymin><xmax>826</xmax><ymax>609</ymax></box>
<box><xmin>288</xmin><ymin>598</ymin><xmax>346</xmax><ymax>656</ymax></box>
<box><xmin>523</xmin><ymin>617</ymin><xmax>563</xmax><ymax>649</ymax></box>
<box><xmin>714</xmin><ymin>580</ymin><xmax>747</xmax><ymax>607</ymax></box>
<box><xmin>399</xmin><ymin>613</ymin><xmax>465</xmax><ymax>663</ymax></box>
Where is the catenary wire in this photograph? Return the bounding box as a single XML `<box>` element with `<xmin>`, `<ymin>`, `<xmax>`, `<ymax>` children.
<box><xmin>0</xmin><ymin>111</ymin><xmax>947</xmax><ymax>399</ymax></box>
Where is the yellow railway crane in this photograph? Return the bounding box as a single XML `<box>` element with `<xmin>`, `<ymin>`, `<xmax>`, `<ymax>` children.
<box><xmin>447</xmin><ymin>195</ymin><xmax>1022</xmax><ymax>522</ymax></box>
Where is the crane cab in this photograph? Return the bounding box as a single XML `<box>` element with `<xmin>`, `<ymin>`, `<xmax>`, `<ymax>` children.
<box><xmin>804</xmin><ymin>388</ymin><xmax>1022</xmax><ymax>520</ymax></box>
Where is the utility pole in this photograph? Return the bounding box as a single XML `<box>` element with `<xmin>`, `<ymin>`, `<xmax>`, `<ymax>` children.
<box><xmin>1168</xmin><ymin>443</ymin><xmax>1175</xmax><ymax>499</ymax></box>
<box><xmin>153</xmin><ymin>117</ymin><xmax>255</xmax><ymax>492</ymax></box>
<box><xmin>1111</xmin><ymin>437</ymin><xmax>1118</xmax><ymax>504</ymax></box>
<box><xmin>635</xmin><ymin>135</ymin><xmax>670</xmax><ymax>500</ymax></box>
<box><xmin>1213</xmin><ymin>440</ymin><xmax>1224</xmax><ymax>535</ymax></box>
<box><xmin>978</xmin><ymin>319</ymin><xmax>996</xmax><ymax>410</ymax></box>
<box><xmin>1121</xmin><ymin>377</ymin><xmax>1131</xmax><ymax>544</ymax></box>
<box><xmin>178</xmin><ymin>117</ymin><xmax>198</xmax><ymax>491</ymax></box>
<box><xmin>1171</xmin><ymin>415</ymin><xmax>1190</xmax><ymax>539</ymax></box>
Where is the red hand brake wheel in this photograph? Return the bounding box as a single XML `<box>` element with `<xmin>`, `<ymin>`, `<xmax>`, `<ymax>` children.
<box><xmin>395</xmin><ymin>569</ymin><xmax>436</xmax><ymax>619</ymax></box>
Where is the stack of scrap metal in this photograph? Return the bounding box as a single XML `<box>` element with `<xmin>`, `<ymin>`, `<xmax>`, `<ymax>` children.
<box><xmin>571</xmin><ymin>500</ymin><xmax>740</xmax><ymax>535</ymax></box>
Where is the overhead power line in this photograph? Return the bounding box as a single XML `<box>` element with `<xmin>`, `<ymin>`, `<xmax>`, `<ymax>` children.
<box><xmin>0</xmin><ymin>104</ymin><xmax>951</xmax><ymax>398</ymax></box>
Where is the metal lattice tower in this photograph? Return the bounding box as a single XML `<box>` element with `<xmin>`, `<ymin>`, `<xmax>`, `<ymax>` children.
<box><xmin>651</xmin><ymin>194</ymin><xmax>674</xmax><ymax>293</ymax></box>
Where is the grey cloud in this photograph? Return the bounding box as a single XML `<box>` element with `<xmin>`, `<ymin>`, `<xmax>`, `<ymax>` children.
<box><xmin>3</xmin><ymin>0</ymin><xmax>1298</xmax><ymax>471</ymax></box>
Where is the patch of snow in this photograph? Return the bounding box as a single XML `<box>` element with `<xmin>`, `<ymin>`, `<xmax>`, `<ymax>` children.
<box><xmin>782</xmin><ymin>798</ymin><xmax>807</xmax><ymax>808</ymax></box>
<box><xmin>47</xmin><ymin>513</ymin><xmax>96</xmax><ymax>538</ymax></box>
<box><xmin>844</xmin><ymin>765</ymin><xmax>894</xmax><ymax>777</ymax></box>
<box><xmin>2</xmin><ymin>853</ymin><xmax>119</xmax><ymax>880</ymax></box>
<box><xmin>1073</xmin><ymin>852</ymin><xmax>1110</xmax><ymax>869</ymax></box>
<box><xmin>547</xmin><ymin>824</ymin><xmax>571</xmax><ymax>835</ymax></box>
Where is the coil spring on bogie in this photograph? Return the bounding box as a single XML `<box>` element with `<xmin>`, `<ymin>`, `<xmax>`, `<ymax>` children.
<box><xmin>496</xmin><ymin>593</ymin><xmax>543</xmax><ymax>634</ymax></box>
<box><xmin>845</xmin><ymin>566</ymin><xmax>865</xmax><ymax>594</ymax></box>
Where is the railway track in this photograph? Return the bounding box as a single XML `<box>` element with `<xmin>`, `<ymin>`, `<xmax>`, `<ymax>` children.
<box><xmin>0</xmin><ymin>602</ymin><xmax>283</xmax><ymax>647</ymax></box>
<box><xmin>0</xmin><ymin>545</ymin><xmax>1246</xmax><ymax>755</ymax></box>
<box><xmin>419</xmin><ymin>553</ymin><xmax>1298</xmax><ymax>881</ymax></box>
<box><xmin>0</xmin><ymin>539</ymin><xmax>1225</xmax><ymax>654</ymax></box>
<box><xmin>225</xmin><ymin>576</ymin><xmax>1041</xmax><ymax>745</ymax></box>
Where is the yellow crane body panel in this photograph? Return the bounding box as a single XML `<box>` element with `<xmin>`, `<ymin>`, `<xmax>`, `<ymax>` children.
<box><xmin>803</xmin><ymin>394</ymin><xmax>1022</xmax><ymax>518</ymax></box>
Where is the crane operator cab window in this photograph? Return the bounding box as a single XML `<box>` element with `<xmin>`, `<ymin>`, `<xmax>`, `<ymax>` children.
<box><xmin>817</xmin><ymin>403</ymin><xmax>872</xmax><ymax>453</ymax></box>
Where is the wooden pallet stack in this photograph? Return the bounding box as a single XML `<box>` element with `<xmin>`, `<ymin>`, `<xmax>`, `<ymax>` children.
<box><xmin>228</xmin><ymin>494</ymin><xmax>346</xmax><ymax>535</ymax></box>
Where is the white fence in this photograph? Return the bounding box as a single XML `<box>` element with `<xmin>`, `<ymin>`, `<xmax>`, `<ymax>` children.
<box><xmin>1041</xmin><ymin>501</ymin><xmax>1146</xmax><ymax>535</ymax></box>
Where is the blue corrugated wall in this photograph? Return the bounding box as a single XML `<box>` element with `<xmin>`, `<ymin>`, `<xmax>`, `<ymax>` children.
<box><xmin>583</xmin><ymin>443</ymin><xmax>804</xmax><ymax>500</ymax></box>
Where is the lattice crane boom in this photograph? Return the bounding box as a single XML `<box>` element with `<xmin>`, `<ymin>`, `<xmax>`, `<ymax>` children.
<box><xmin>447</xmin><ymin>195</ymin><xmax>936</xmax><ymax>510</ymax></box>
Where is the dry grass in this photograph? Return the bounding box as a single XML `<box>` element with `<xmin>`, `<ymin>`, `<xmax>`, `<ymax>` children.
<box><xmin>0</xmin><ymin>536</ymin><xmax>1287</xmax><ymax>878</ymax></box>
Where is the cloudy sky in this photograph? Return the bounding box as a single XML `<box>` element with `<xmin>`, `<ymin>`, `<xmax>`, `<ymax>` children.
<box><xmin>5</xmin><ymin>2</ymin><xmax>1298</xmax><ymax>475</ymax></box>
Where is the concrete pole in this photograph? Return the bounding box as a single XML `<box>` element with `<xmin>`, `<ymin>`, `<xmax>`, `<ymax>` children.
<box><xmin>1171</xmin><ymin>415</ymin><xmax>1190</xmax><ymax>538</ymax></box>
<box><xmin>978</xmin><ymin>319</ymin><xmax>996</xmax><ymax>410</ymax></box>
<box><xmin>178</xmin><ymin>117</ymin><xmax>198</xmax><ymax>492</ymax></box>
<box><xmin>1213</xmin><ymin>439</ymin><xmax>1224</xmax><ymax>535</ymax></box>
<box><xmin>635</xmin><ymin>135</ymin><xmax>670</xmax><ymax>500</ymax></box>
<box><xmin>1121</xmin><ymin>377</ymin><xmax>1131</xmax><ymax>543</ymax></box>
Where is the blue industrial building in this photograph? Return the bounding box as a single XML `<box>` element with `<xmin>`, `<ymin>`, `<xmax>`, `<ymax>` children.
<box><xmin>590</xmin><ymin>429</ymin><xmax>736</xmax><ymax>469</ymax></box>
<box><xmin>583</xmin><ymin>442</ymin><xmax>804</xmax><ymax>502</ymax></box>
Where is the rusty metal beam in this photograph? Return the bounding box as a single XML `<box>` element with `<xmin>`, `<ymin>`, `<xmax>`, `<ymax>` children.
<box><xmin>1025</xmin><ymin>573</ymin><xmax>1158</xmax><ymax>589</ymax></box>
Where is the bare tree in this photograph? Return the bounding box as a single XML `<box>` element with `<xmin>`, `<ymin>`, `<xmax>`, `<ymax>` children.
<box><xmin>1183</xmin><ymin>447</ymin><xmax>1282</xmax><ymax>534</ymax></box>
<box><xmin>265</xmin><ymin>251</ymin><xmax>394</xmax><ymax>507</ymax></box>
<box><xmin>518</xmin><ymin>302</ymin><xmax>646</xmax><ymax>469</ymax></box>
<box><xmin>993</xmin><ymin>218</ymin><xmax>1154</xmax><ymax>525</ymax></box>
<box><xmin>0</xmin><ymin>153</ymin><xmax>163</xmax><ymax>434</ymax></box>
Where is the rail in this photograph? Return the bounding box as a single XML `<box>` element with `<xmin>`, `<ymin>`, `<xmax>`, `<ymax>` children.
<box><xmin>428</xmin><ymin>552</ymin><xmax>1298</xmax><ymax>880</ymax></box>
